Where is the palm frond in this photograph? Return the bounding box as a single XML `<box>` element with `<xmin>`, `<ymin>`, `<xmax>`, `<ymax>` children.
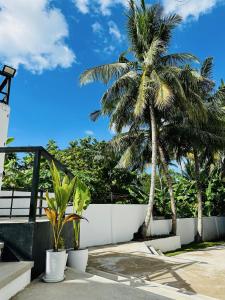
<box><xmin>144</xmin><ymin>38</ymin><xmax>165</xmax><ymax>66</ymax></box>
<box><xmin>162</xmin><ymin>53</ymin><xmax>199</xmax><ymax>66</ymax></box>
<box><xmin>151</xmin><ymin>70</ymin><xmax>174</xmax><ymax>109</ymax></box>
<box><xmin>90</xmin><ymin>110</ymin><xmax>101</xmax><ymax>122</ymax></box>
<box><xmin>201</xmin><ymin>57</ymin><xmax>213</xmax><ymax>78</ymax></box>
<box><xmin>80</xmin><ymin>63</ymin><xmax>132</xmax><ymax>85</ymax></box>
<box><xmin>134</xmin><ymin>70</ymin><xmax>149</xmax><ymax>116</ymax></box>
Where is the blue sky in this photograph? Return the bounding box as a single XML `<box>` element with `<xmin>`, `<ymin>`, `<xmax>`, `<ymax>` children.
<box><xmin>1</xmin><ymin>0</ymin><xmax>225</xmax><ymax>148</ymax></box>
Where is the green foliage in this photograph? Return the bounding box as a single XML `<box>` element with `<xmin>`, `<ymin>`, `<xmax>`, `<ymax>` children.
<box><xmin>45</xmin><ymin>162</ymin><xmax>84</xmax><ymax>251</ymax></box>
<box><xmin>165</xmin><ymin>241</ymin><xmax>225</xmax><ymax>257</ymax></box>
<box><xmin>73</xmin><ymin>178</ymin><xmax>91</xmax><ymax>249</ymax></box>
<box><xmin>2</xmin><ymin>138</ymin><xmax>146</xmax><ymax>204</ymax></box>
<box><xmin>146</xmin><ymin>168</ymin><xmax>225</xmax><ymax>218</ymax></box>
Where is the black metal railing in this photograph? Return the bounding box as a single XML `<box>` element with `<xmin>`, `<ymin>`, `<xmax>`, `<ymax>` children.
<box><xmin>0</xmin><ymin>189</ymin><xmax>44</xmax><ymax>218</ymax></box>
<box><xmin>0</xmin><ymin>188</ymin><xmax>73</xmax><ymax>219</ymax></box>
<box><xmin>0</xmin><ymin>146</ymin><xmax>74</xmax><ymax>222</ymax></box>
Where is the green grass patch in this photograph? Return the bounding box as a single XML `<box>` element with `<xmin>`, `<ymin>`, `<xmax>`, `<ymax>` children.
<box><xmin>165</xmin><ymin>241</ymin><xmax>225</xmax><ymax>257</ymax></box>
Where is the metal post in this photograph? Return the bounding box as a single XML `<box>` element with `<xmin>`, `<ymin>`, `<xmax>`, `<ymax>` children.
<box><xmin>29</xmin><ymin>150</ymin><xmax>41</xmax><ymax>222</ymax></box>
<box><xmin>9</xmin><ymin>188</ymin><xmax>14</xmax><ymax>218</ymax></box>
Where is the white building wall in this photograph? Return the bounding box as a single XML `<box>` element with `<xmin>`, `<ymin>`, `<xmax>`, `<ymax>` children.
<box><xmin>0</xmin><ymin>103</ymin><xmax>10</xmax><ymax>189</ymax></box>
<box><xmin>111</xmin><ymin>204</ymin><xmax>147</xmax><ymax>244</ymax></box>
<box><xmin>0</xmin><ymin>191</ymin><xmax>225</xmax><ymax>248</ymax></box>
<box><xmin>177</xmin><ymin>218</ymin><xmax>196</xmax><ymax>245</ymax></box>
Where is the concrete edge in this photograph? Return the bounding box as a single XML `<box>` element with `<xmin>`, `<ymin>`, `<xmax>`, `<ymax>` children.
<box><xmin>0</xmin><ymin>261</ymin><xmax>34</xmax><ymax>290</ymax></box>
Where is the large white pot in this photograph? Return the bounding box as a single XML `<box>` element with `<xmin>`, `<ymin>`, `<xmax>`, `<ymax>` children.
<box><xmin>65</xmin><ymin>253</ymin><xmax>68</xmax><ymax>270</ymax></box>
<box><xmin>67</xmin><ymin>248</ymin><xmax>88</xmax><ymax>272</ymax></box>
<box><xmin>43</xmin><ymin>250</ymin><xmax>66</xmax><ymax>283</ymax></box>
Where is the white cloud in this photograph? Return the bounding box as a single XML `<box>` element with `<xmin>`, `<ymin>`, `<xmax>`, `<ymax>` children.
<box><xmin>73</xmin><ymin>0</ymin><xmax>89</xmax><ymax>14</ymax></box>
<box><xmin>0</xmin><ymin>0</ymin><xmax>75</xmax><ymax>73</ymax></box>
<box><xmin>163</xmin><ymin>0</ymin><xmax>223</xmax><ymax>21</ymax></box>
<box><xmin>103</xmin><ymin>45</ymin><xmax>115</xmax><ymax>55</ymax></box>
<box><xmin>85</xmin><ymin>130</ymin><xmax>94</xmax><ymax>135</ymax></box>
<box><xmin>73</xmin><ymin>0</ymin><xmax>128</xmax><ymax>15</ymax></box>
<box><xmin>108</xmin><ymin>21</ymin><xmax>123</xmax><ymax>42</ymax></box>
<box><xmin>92</xmin><ymin>22</ymin><xmax>103</xmax><ymax>34</ymax></box>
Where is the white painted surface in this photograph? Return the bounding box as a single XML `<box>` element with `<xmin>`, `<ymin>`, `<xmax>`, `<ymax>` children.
<box><xmin>0</xmin><ymin>269</ymin><xmax>31</xmax><ymax>300</ymax></box>
<box><xmin>145</xmin><ymin>236</ymin><xmax>181</xmax><ymax>252</ymax></box>
<box><xmin>150</xmin><ymin>219</ymin><xmax>171</xmax><ymax>236</ymax></box>
<box><xmin>44</xmin><ymin>250</ymin><xmax>66</xmax><ymax>283</ymax></box>
<box><xmin>67</xmin><ymin>249</ymin><xmax>88</xmax><ymax>272</ymax></box>
<box><xmin>0</xmin><ymin>103</ymin><xmax>10</xmax><ymax>189</ymax></box>
<box><xmin>0</xmin><ymin>192</ymin><xmax>225</xmax><ymax>247</ymax></box>
<box><xmin>177</xmin><ymin>218</ymin><xmax>196</xmax><ymax>245</ymax></box>
<box><xmin>111</xmin><ymin>204</ymin><xmax>146</xmax><ymax>244</ymax></box>
<box><xmin>80</xmin><ymin>204</ymin><xmax>113</xmax><ymax>247</ymax></box>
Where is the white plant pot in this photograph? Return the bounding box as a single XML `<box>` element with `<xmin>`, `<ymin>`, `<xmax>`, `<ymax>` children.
<box><xmin>43</xmin><ymin>250</ymin><xmax>66</xmax><ymax>283</ymax></box>
<box><xmin>65</xmin><ymin>253</ymin><xmax>68</xmax><ymax>270</ymax></box>
<box><xmin>67</xmin><ymin>248</ymin><xmax>88</xmax><ymax>272</ymax></box>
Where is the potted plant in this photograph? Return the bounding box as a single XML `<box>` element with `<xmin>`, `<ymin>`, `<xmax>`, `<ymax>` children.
<box><xmin>43</xmin><ymin>162</ymin><xmax>84</xmax><ymax>283</ymax></box>
<box><xmin>67</xmin><ymin>177</ymin><xmax>91</xmax><ymax>272</ymax></box>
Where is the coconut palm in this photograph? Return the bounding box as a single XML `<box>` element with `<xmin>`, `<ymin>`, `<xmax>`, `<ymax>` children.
<box><xmin>163</xmin><ymin>58</ymin><xmax>225</xmax><ymax>241</ymax></box>
<box><xmin>80</xmin><ymin>0</ymin><xmax>199</xmax><ymax>237</ymax></box>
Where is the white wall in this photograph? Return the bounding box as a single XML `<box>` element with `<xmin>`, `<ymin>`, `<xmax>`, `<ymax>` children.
<box><xmin>0</xmin><ymin>191</ymin><xmax>225</xmax><ymax>247</ymax></box>
<box><xmin>0</xmin><ymin>103</ymin><xmax>10</xmax><ymax>189</ymax></box>
<box><xmin>79</xmin><ymin>204</ymin><xmax>225</xmax><ymax>248</ymax></box>
<box><xmin>80</xmin><ymin>204</ymin><xmax>147</xmax><ymax>248</ymax></box>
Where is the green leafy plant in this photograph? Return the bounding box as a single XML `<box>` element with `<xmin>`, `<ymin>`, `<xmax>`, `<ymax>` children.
<box><xmin>6</xmin><ymin>137</ymin><xmax>15</xmax><ymax>145</ymax></box>
<box><xmin>45</xmin><ymin>162</ymin><xmax>84</xmax><ymax>251</ymax></box>
<box><xmin>73</xmin><ymin>178</ymin><xmax>91</xmax><ymax>250</ymax></box>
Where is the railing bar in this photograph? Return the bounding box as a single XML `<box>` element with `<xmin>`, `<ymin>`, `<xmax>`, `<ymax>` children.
<box><xmin>9</xmin><ymin>189</ymin><xmax>14</xmax><ymax>219</ymax></box>
<box><xmin>0</xmin><ymin>196</ymin><xmax>32</xmax><ymax>199</ymax></box>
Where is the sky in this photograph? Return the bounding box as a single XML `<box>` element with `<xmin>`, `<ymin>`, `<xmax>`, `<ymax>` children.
<box><xmin>1</xmin><ymin>0</ymin><xmax>225</xmax><ymax>149</ymax></box>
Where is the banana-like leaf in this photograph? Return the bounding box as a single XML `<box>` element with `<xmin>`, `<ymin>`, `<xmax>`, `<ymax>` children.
<box><xmin>74</xmin><ymin>178</ymin><xmax>91</xmax><ymax>214</ymax></box>
<box><xmin>45</xmin><ymin>208</ymin><xmax>57</xmax><ymax>226</ymax></box>
<box><xmin>46</xmin><ymin>161</ymin><xmax>90</xmax><ymax>251</ymax></box>
<box><xmin>6</xmin><ymin>137</ymin><xmax>15</xmax><ymax>145</ymax></box>
<box><xmin>63</xmin><ymin>213</ymin><xmax>87</xmax><ymax>225</ymax></box>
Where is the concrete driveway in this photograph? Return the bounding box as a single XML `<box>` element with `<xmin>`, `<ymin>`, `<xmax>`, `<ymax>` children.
<box><xmin>12</xmin><ymin>267</ymin><xmax>213</xmax><ymax>300</ymax></box>
<box><xmin>88</xmin><ymin>242</ymin><xmax>225</xmax><ymax>300</ymax></box>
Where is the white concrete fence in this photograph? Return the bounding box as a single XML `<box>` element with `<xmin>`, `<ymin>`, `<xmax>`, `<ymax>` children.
<box><xmin>0</xmin><ymin>191</ymin><xmax>225</xmax><ymax>248</ymax></box>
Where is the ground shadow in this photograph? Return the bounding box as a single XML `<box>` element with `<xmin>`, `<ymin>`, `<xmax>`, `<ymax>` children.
<box><xmin>88</xmin><ymin>251</ymin><xmax>197</xmax><ymax>294</ymax></box>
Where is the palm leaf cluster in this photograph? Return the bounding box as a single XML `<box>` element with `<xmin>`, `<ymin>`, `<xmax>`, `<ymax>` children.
<box><xmin>80</xmin><ymin>0</ymin><xmax>225</xmax><ymax>239</ymax></box>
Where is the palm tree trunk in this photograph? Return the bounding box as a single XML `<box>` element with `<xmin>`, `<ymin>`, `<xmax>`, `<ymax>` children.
<box><xmin>158</xmin><ymin>145</ymin><xmax>177</xmax><ymax>235</ymax></box>
<box><xmin>142</xmin><ymin>104</ymin><xmax>158</xmax><ymax>237</ymax></box>
<box><xmin>193</xmin><ymin>149</ymin><xmax>203</xmax><ymax>242</ymax></box>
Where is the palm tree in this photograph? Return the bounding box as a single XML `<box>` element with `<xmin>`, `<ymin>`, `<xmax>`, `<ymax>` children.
<box><xmin>80</xmin><ymin>0</ymin><xmax>199</xmax><ymax>237</ymax></box>
<box><xmin>163</xmin><ymin>59</ymin><xmax>225</xmax><ymax>241</ymax></box>
<box><xmin>190</xmin><ymin>59</ymin><xmax>225</xmax><ymax>241</ymax></box>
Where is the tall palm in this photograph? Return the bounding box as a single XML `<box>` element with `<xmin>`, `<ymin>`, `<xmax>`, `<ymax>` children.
<box><xmin>164</xmin><ymin>59</ymin><xmax>225</xmax><ymax>241</ymax></box>
<box><xmin>191</xmin><ymin>59</ymin><xmax>225</xmax><ymax>241</ymax></box>
<box><xmin>111</xmin><ymin>126</ymin><xmax>178</xmax><ymax>234</ymax></box>
<box><xmin>80</xmin><ymin>0</ymin><xmax>199</xmax><ymax>237</ymax></box>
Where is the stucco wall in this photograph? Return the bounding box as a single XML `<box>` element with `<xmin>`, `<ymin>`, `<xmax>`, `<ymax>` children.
<box><xmin>0</xmin><ymin>191</ymin><xmax>225</xmax><ymax>248</ymax></box>
<box><xmin>79</xmin><ymin>205</ymin><xmax>225</xmax><ymax>248</ymax></box>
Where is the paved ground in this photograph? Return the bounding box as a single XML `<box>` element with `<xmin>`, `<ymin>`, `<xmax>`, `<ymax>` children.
<box><xmin>13</xmin><ymin>267</ymin><xmax>214</xmax><ymax>300</ymax></box>
<box><xmin>88</xmin><ymin>242</ymin><xmax>225</xmax><ymax>300</ymax></box>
